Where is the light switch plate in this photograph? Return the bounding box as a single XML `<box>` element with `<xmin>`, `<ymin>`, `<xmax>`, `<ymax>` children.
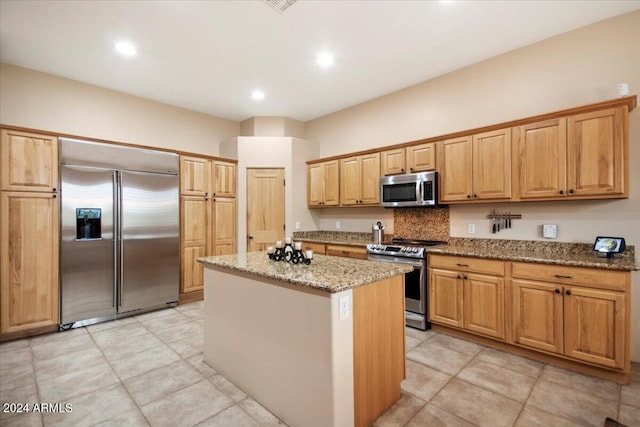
<box><xmin>543</xmin><ymin>224</ymin><xmax>558</xmax><ymax>239</ymax></box>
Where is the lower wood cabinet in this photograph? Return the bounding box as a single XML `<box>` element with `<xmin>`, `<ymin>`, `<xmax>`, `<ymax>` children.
<box><xmin>430</xmin><ymin>256</ymin><xmax>631</xmax><ymax>380</ymax></box>
<box><xmin>326</xmin><ymin>244</ymin><xmax>368</xmax><ymax>260</ymax></box>
<box><xmin>429</xmin><ymin>255</ymin><xmax>505</xmax><ymax>340</ymax></box>
<box><xmin>510</xmin><ymin>262</ymin><xmax>628</xmax><ymax>370</ymax></box>
<box><xmin>300</xmin><ymin>241</ymin><xmax>327</xmax><ymax>255</ymax></box>
<box><xmin>1</xmin><ymin>191</ymin><xmax>59</xmax><ymax>336</ymax></box>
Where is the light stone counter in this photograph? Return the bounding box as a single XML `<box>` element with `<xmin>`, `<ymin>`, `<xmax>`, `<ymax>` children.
<box><xmin>198</xmin><ymin>251</ymin><xmax>412</xmax><ymax>293</ymax></box>
<box><xmin>427</xmin><ymin>238</ymin><xmax>639</xmax><ymax>271</ymax></box>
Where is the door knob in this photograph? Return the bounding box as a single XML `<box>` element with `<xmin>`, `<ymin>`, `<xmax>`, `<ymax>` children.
<box><xmin>248</xmin><ymin>235</ymin><xmax>254</xmax><ymax>239</ymax></box>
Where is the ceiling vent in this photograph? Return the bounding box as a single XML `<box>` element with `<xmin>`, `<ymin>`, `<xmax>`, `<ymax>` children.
<box><xmin>263</xmin><ymin>0</ymin><xmax>297</xmax><ymax>13</ymax></box>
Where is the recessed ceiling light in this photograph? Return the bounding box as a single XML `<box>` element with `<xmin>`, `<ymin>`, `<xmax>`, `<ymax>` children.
<box><xmin>251</xmin><ymin>90</ymin><xmax>265</xmax><ymax>100</ymax></box>
<box><xmin>115</xmin><ymin>41</ymin><xmax>136</xmax><ymax>57</ymax></box>
<box><xmin>316</xmin><ymin>52</ymin><xmax>334</xmax><ymax>68</ymax></box>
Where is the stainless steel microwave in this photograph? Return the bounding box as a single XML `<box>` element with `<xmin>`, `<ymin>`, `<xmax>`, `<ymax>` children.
<box><xmin>380</xmin><ymin>171</ymin><xmax>438</xmax><ymax>208</ymax></box>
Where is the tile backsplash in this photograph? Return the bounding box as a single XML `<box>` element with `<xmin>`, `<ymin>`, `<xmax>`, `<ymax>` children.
<box><xmin>393</xmin><ymin>206</ymin><xmax>450</xmax><ymax>242</ymax></box>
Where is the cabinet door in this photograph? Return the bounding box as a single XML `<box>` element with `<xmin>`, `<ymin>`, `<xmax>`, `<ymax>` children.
<box><xmin>182</xmin><ymin>246</ymin><xmax>205</xmax><ymax>293</ymax></box>
<box><xmin>429</xmin><ymin>269</ymin><xmax>464</xmax><ymax>328</ymax></box>
<box><xmin>517</xmin><ymin>119</ymin><xmax>567</xmax><ymax>199</ymax></box>
<box><xmin>567</xmin><ymin>107</ymin><xmax>626</xmax><ymax>197</ymax></box>
<box><xmin>340</xmin><ymin>156</ymin><xmax>362</xmax><ymax>205</ymax></box>
<box><xmin>212</xmin><ymin>161</ymin><xmax>236</xmax><ymax>198</ymax></box>
<box><xmin>439</xmin><ymin>137</ymin><xmax>473</xmax><ymax>202</ymax></box>
<box><xmin>1</xmin><ymin>192</ymin><xmax>59</xmax><ymax>333</ymax></box>
<box><xmin>473</xmin><ymin>128</ymin><xmax>511</xmax><ymax>200</ymax></box>
<box><xmin>181</xmin><ymin>196</ymin><xmax>208</xmax><ymax>247</ymax></box>
<box><xmin>180</xmin><ymin>156</ymin><xmax>210</xmax><ymax>196</ymax></box>
<box><xmin>511</xmin><ymin>280</ymin><xmax>563</xmax><ymax>354</ymax></box>
<box><xmin>307</xmin><ymin>163</ymin><xmax>324</xmax><ymax>207</ymax></box>
<box><xmin>360</xmin><ymin>153</ymin><xmax>380</xmax><ymax>205</ymax></box>
<box><xmin>406</xmin><ymin>142</ymin><xmax>436</xmax><ymax>173</ymax></box>
<box><xmin>1</xmin><ymin>129</ymin><xmax>58</xmax><ymax>192</ymax></box>
<box><xmin>463</xmin><ymin>273</ymin><xmax>505</xmax><ymax>339</ymax></box>
<box><xmin>381</xmin><ymin>148</ymin><xmax>406</xmax><ymax>176</ymax></box>
<box><xmin>213</xmin><ymin>197</ymin><xmax>236</xmax><ymax>253</ymax></box>
<box><xmin>564</xmin><ymin>286</ymin><xmax>625</xmax><ymax>369</ymax></box>
<box><xmin>323</xmin><ymin>161</ymin><xmax>340</xmax><ymax>206</ymax></box>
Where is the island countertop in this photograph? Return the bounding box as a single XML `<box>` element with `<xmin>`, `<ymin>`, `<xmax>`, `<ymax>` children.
<box><xmin>198</xmin><ymin>251</ymin><xmax>413</xmax><ymax>293</ymax></box>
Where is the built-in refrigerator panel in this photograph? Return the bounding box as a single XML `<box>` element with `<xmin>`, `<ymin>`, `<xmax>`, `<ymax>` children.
<box><xmin>119</xmin><ymin>170</ymin><xmax>179</xmax><ymax>313</ymax></box>
<box><xmin>60</xmin><ymin>165</ymin><xmax>116</xmax><ymax>324</ymax></box>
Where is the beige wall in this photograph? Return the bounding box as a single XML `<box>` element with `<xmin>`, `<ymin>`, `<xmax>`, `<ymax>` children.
<box><xmin>303</xmin><ymin>11</ymin><xmax>640</xmax><ymax>361</ymax></box>
<box><xmin>240</xmin><ymin>116</ymin><xmax>305</xmax><ymax>138</ymax></box>
<box><xmin>0</xmin><ymin>63</ymin><xmax>239</xmax><ymax>156</ymax></box>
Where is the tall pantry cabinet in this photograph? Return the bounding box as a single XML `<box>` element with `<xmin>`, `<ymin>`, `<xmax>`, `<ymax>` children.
<box><xmin>0</xmin><ymin>129</ymin><xmax>59</xmax><ymax>339</ymax></box>
<box><xmin>179</xmin><ymin>156</ymin><xmax>236</xmax><ymax>303</ymax></box>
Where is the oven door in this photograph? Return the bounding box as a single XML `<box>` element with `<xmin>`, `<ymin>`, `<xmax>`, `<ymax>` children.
<box><xmin>367</xmin><ymin>253</ymin><xmax>426</xmax><ymax>314</ymax></box>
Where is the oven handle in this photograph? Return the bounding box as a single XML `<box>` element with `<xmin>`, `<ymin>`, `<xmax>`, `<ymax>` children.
<box><xmin>367</xmin><ymin>254</ymin><xmax>424</xmax><ymax>268</ymax></box>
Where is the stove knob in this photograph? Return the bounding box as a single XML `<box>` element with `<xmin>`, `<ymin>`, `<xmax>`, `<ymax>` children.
<box><xmin>413</xmin><ymin>248</ymin><xmax>419</xmax><ymax>253</ymax></box>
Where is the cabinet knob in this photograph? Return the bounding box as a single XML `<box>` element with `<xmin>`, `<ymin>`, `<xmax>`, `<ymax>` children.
<box><xmin>568</xmin><ymin>189</ymin><xmax>575</xmax><ymax>194</ymax></box>
<box><xmin>559</xmin><ymin>190</ymin><xmax>564</xmax><ymax>195</ymax></box>
<box><xmin>473</xmin><ymin>194</ymin><xmax>477</xmax><ymax>198</ymax></box>
<box><xmin>401</xmin><ymin>168</ymin><xmax>405</xmax><ymax>172</ymax></box>
<box><xmin>457</xmin><ymin>275</ymin><xmax>461</xmax><ymax>279</ymax></box>
<box><xmin>410</xmin><ymin>168</ymin><xmax>414</xmax><ymax>172</ymax></box>
<box><xmin>52</xmin><ymin>194</ymin><xmax>57</xmax><ymax>199</ymax></box>
<box><xmin>463</xmin><ymin>275</ymin><xmax>467</xmax><ymax>280</ymax></box>
<box><xmin>565</xmin><ymin>290</ymin><xmax>571</xmax><ymax>296</ymax></box>
<box><xmin>467</xmin><ymin>195</ymin><xmax>471</xmax><ymax>199</ymax></box>
<box><xmin>555</xmin><ymin>289</ymin><xmax>560</xmax><ymax>294</ymax></box>
<box><xmin>52</xmin><ymin>187</ymin><xmax>57</xmax><ymax>192</ymax></box>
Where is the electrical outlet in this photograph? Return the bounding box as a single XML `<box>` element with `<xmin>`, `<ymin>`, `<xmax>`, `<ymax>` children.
<box><xmin>339</xmin><ymin>295</ymin><xmax>350</xmax><ymax>320</ymax></box>
<box><xmin>336</xmin><ymin>221</ymin><xmax>341</xmax><ymax>229</ymax></box>
<box><xmin>543</xmin><ymin>224</ymin><xmax>558</xmax><ymax>239</ymax></box>
<box><xmin>295</xmin><ymin>221</ymin><xmax>300</xmax><ymax>230</ymax></box>
<box><xmin>468</xmin><ymin>224</ymin><xmax>476</xmax><ymax>234</ymax></box>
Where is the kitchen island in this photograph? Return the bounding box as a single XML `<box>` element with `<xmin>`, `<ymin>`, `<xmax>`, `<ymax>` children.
<box><xmin>198</xmin><ymin>252</ymin><xmax>413</xmax><ymax>427</ymax></box>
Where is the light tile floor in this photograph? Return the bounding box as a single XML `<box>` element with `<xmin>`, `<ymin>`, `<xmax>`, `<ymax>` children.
<box><xmin>0</xmin><ymin>301</ymin><xmax>637</xmax><ymax>427</ymax></box>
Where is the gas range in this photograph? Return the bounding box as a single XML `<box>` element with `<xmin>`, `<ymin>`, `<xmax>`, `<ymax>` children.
<box><xmin>366</xmin><ymin>238</ymin><xmax>447</xmax><ymax>259</ymax></box>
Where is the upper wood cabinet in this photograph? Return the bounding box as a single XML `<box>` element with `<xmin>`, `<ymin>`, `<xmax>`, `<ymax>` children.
<box><xmin>1</xmin><ymin>191</ymin><xmax>59</xmax><ymax>334</ymax></box>
<box><xmin>213</xmin><ymin>161</ymin><xmax>236</xmax><ymax>197</ymax></box>
<box><xmin>1</xmin><ymin>129</ymin><xmax>58</xmax><ymax>193</ymax></box>
<box><xmin>381</xmin><ymin>143</ymin><xmax>436</xmax><ymax>176</ymax></box>
<box><xmin>308</xmin><ymin>160</ymin><xmax>339</xmax><ymax>207</ymax></box>
<box><xmin>515</xmin><ymin>107</ymin><xmax>627</xmax><ymax>200</ymax></box>
<box><xmin>381</xmin><ymin>148</ymin><xmax>406</xmax><ymax>176</ymax></box>
<box><xmin>406</xmin><ymin>142</ymin><xmax>436</xmax><ymax>173</ymax></box>
<box><xmin>567</xmin><ymin>107</ymin><xmax>626</xmax><ymax>198</ymax></box>
<box><xmin>180</xmin><ymin>156</ymin><xmax>210</xmax><ymax>196</ymax></box>
<box><xmin>340</xmin><ymin>153</ymin><xmax>380</xmax><ymax>206</ymax></box>
<box><xmin>439</xmin><ymin>129</ymin><xmax>511</xmax><ymax>203</ymax></box>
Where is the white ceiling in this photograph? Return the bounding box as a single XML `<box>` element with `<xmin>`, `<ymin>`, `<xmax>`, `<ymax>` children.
<box><xmin>1</xmin><ymin>1</ymin><xmax>639</xmax><ymax>122</ymax></box>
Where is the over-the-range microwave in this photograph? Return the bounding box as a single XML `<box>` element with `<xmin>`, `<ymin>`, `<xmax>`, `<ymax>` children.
<box><xmin>380</xmin><ymin>171</ymin><xmax>439</xmax><ymax>208</ymax></box>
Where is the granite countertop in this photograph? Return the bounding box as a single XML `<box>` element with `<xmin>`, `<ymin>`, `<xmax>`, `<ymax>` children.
<box><xmin>292</xmin><ymin>231</ymin><xmax>379</xmax><ymax>248</ymax></box>
<box><xmin>198</xmin><ymin>251</ymin><xmax>413</xmax><ymax>293</ymax></box>
<box><xmin>427</xmin><ymin>238</ymin><xmax>639</xmax><ymax>271</ymax></box>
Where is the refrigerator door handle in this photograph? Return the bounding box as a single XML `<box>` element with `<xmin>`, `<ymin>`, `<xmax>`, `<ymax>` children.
<box><xmin>118</xmin><ymin>171</ymin><xmax>125</xmax><ymax>309</ymax></box>
<box><xmin>113</xmin><ymin>171</ymin><xmax>119</xmax><ymax>309</ymax></box>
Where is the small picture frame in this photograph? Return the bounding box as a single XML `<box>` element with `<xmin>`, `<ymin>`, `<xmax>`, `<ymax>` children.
<box><xmin>593</xmin><ymin>236</ymin><xmax>626</xmax><ymax>258</ymax></box>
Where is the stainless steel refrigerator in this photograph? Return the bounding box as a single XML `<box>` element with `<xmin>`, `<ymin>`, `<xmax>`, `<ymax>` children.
<box><xmin>59</xmin><ymin>138</ymin><xmax>179</xmax><ymax>328</ymax></box>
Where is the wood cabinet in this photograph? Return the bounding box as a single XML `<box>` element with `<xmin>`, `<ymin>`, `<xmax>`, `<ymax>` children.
<box><xmin>440</xmin><ymin>129</ymin><xmax>511</xmax><ymax>203</ymax></box>
<box><xmin>429</xmin><ymin>255</ymin><xmax>505</xmax><ymax>339</ymax></box>
<box><xmin>300</xmin><ymin>241</ymin><xmax>327</xmax><ymax>255</ymax></box>
<box><xmin>381</xmin><ymin>143</ymin><xmax>436</xmax><ymax>176</ymax></box>
<box><xmin>340</xmin><ymin>153</ymin><xmax>380</xmax><ymax>206</ymax></box>
<box><xmin>1</xmin><ymin>129</ymin><xmax>58</xmax><ymax>193</ymax></box>
<box><xmin>510</xmin><ymin>262</ymin><xmax>628</xmax><ymax>370</ymax></box>
<box><xmin>308</xmin><ymin>160</ymin><xmax>339</xmax><ymax>207</ymax></box>
<box><xmin>515</xmin><ymin>107</ymin><xmax>627</xmax><ymax>200</ymax></box>
<box><xmin>1</xmin><ymin>191</ymin><xmax>59</xmax><ymax>335</ymax></box>
<box><xmin>406</xmin><ymin>142</ymin><xmax>436</xmax><ymax>173</ymax></box>
<box><xmin>326</xmin><ymin>244</ymin><xmax>368</xmax><ymax>260</ymax></box>
<box><xmin>381</xmin><ymin>148</ymin><xmax>406</xmax><ymax>176</ymax></box>
<box><xmin>179</xmin><ymin>155</ymin><xmax>236</xmax><ymax>301</ymax></box>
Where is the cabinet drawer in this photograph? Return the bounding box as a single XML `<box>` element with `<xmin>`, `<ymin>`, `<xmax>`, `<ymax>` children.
<box><xmin>429</xmin><ymin>255</ymin><xmax>504</xmax><ymax>276</ymax></box>
<box><xmin>511</xmin><ymin>262</ymin><xmax>628</xmax><ymax>291</ymax></box>
<box><xmin>300</xmin><ymin>241</ymin><xmax>326</xmax><ymax>255</ymax></box>
<box><xmin>326</xmin><ymin>244</ymin><xmax>368</xmax><ymax>260</ymax></box>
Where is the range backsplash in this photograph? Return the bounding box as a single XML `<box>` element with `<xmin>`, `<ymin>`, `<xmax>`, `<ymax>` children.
<box><xmin>393</xmin><ymin>206</ymin><xmax>450</xmax><ymax>242</ymax></box>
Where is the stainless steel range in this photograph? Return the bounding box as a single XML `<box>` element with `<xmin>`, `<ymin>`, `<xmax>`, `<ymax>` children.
<box><xmin>367</xmin><ymin>238</ymin><xmax>446</xmax><ymax>330</ymax></box>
